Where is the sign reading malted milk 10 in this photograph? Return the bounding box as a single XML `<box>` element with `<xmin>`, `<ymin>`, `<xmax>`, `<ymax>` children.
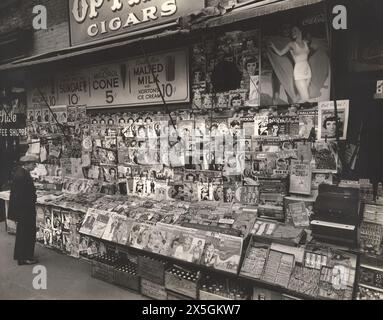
<box><xmin>27</xmin><ymin>49</ymin><xmax>189</xmax><ymax>109</ymax></box>
<box><xmin>69</xmin><ymin>0</ymin><xmax>204</xmax><ymax>45</ymax></box>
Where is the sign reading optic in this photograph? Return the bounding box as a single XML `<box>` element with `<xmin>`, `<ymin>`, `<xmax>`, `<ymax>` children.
<box><xmin>69</xmin><ymin>0</ymin><xmax>204</xmax><ymax>46</ymax></box>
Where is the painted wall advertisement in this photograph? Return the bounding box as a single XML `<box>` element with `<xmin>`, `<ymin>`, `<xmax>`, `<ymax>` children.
<box><xmin>69</xmin><ymin>0</ymin><xmax>205</xmax><ymax>46</ymax></box>
<box><xmin>27</xmin><ymin>48</ymin><xmax>189</xmax><ymax>109</ymax></box>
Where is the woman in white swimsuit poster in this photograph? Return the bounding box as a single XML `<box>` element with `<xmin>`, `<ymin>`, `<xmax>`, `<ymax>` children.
<box><xmin>269</xmin><ymin>26</ymin><xmax>312</xmax><ymax>102</ymax></box>
<box><xmin>262</xmin><ymin>7</ymin><xmax>330</xmax><ymax>105</ymax></box>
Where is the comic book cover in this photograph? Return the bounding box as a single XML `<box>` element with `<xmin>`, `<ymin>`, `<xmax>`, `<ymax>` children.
<box><xmin>79</xmin><ymin>209</ymin><xmax>99</xmax><ymax>236</ymax></box>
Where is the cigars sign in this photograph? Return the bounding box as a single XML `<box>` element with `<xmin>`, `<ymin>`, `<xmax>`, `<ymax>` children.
<box><xmin>69</xmin><ymin>0</ymin><xmax>204</xmax><ymax>45</ymax></box>
<box><xmin>27</xmin><ymin>49</ymin><xmax>189</xmax><ymax>109</ymax></box>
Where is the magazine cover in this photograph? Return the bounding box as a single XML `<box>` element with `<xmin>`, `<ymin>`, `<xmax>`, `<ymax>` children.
<box><xmin>102</xmin><ymin>213</ymin><xmax>129</xmax><ymax>244</ymax></box>
<box><xmin>144</xmin><ymin>227</ymin><xmax>172</xmax><ymax>256</ymax></box>
<box><xmin>43</xmin><ymin>206</ymin><xmax>52</xmax><ymax>229</ymax></box>
<box><xmin>52</xmin><ymin>229</ymin><xmax>63</xmax><ymax>250</ymax></box>
<box><xmin>51</xmin><ymin>208</ymin><xmax>62</xmax><ymax>231</ymax></box>
<box><xmin>284</xmin><ymin>195</ymin><xmax>315</xmax><ymax>224</ymax></box>
<box><xmin>289</xmin><ymin>160</ymin><xmax>312</xmax><ymax>195</ymax></box>
<box><xmin>86</xmin><ymin>239</ymin><xmax>100</xmax><ymax>256</ymax></box>
<box><xmin>318</xmin><ymin>100</ymin><xmax>349</xmax><ymax>141</ymax></box>
<box><xmin>43</xmin><ymin>228</ymin><xmax>53</xmax><ymax>247</ymax></box>
<box><xmin>313</xmin><ymin>141</ymin><xmax>338</xmax><ymax>173</ymax></box>
<box><xmin>170</xmin><ymin>229</ymin><xmax>204</xmax><ymax>263</ymax></box>
<box><xmin>198</xmin><ymin>182</ymin><xmax>211</xmax><ymax>201</ymax></box>
<box><xmin>78</xmin><ymin>235</ymin><xmax>89</xmax><ymax>256</ymax></box>
<box><xmin>201</xmin><ymin>233</ymin><xmax>243</xmax><ymax>274</ymax></box>
<box><xmin>298</xmin><ymin>109</ymin><xmax>318</xmax><ymax>139</ymax></box>
<box><xmin>90</xmin><ymin>211</ymin><xmax>110</xmax><ymax>239</ymax></box>
<box><xmin>79</xmin><ymin>209</ymin><xmax>99</xmax><ymax>236</ymax></box>
<box><xmin>62</xmin><ymin>232</ymin><xmax>71</xmax><ymax>254</ymax></box>
<box><xmin>128</xmin><ymin>223</ymin><xmax>153</xmax><ymax>250</ymax></box>
<box><xmin>312</xmin><ymin>171</ymin><xmax>333</xmax><ymax>190</ymax></box>
<box><xmin>288</xmin><ymin>202</ymin><xmax>310</xmax><ymax>227</ymax></box>
<box><xmin>36</xmin><ymin>205</ymin><xmax>45</xmax><ymax>229</ymax></box>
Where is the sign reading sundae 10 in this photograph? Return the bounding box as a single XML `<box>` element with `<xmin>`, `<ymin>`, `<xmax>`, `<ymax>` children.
<box><xmin>69</xmin><ymin>0</ymin><xmax>204</xmax><ymax>45</ymax></box>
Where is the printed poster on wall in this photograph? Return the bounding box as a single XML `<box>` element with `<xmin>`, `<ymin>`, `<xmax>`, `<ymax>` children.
<box><xmin>261</xmin><ymin>4</ymin><xmax>331</xmax><ymax>105</ymax></box>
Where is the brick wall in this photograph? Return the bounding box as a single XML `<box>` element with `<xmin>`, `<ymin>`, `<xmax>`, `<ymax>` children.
<box><xmin>0</xmin><ymin>0</ymin><xmax>70</xmax><ymax>57</ymax></box>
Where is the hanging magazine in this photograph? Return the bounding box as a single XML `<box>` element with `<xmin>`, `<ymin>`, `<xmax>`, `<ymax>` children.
<box><xmin>289</xmin><ymin>160</ymin><xmax>312</xmax><ymax>195</ymax></box>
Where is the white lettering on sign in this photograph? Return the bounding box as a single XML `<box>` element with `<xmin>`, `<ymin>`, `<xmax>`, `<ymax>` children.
<box><xmin>69</xmin><ymin>0</ymin><xmax>203</xmax><ymax>45</ymax></box>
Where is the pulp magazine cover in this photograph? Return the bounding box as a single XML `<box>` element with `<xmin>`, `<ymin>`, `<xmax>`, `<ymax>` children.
<box><xmin>289</xmin><ymin>160</ymin><xmax>312</xmax><ymax>195</ymax></box>
<box><xmin>79</xmin><ymin>209</ymin><xmax>98</xmax><ymax>236</ymax></box>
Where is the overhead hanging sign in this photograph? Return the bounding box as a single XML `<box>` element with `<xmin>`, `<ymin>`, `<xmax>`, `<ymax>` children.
<box><xmin>69</xmin><ymin>0</ymin><xmax>204</xmax><ymax>46</ymax></box>
<box><xmin>27</xmin><ymin>49</ymin><xmax>189</xmax><ymax>109</ymax></box>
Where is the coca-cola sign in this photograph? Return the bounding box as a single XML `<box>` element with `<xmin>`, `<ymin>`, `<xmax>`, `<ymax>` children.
<box><xmin>69</xmin><ymin>0</ymin><xmax>204</xmax><ymax>46</ymax></box>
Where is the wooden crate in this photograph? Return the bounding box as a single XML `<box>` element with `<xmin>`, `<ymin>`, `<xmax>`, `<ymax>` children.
<box><xmin>91</xmin><ymin>260</ymin><xmax>114</xmax><ymax>284</ymax></box>
<box><xmin>114</xmin><ymin>268</ymin><xmax>140</xmax><ymax>292</ymax></box>
<box><xmin>167</xmin><ymin>290</ymin><xmax>194</xmax><ymax>300</ymax></box>
<box><xmin>141</xmin><ymin>278</ymin><xmax>168</xmax><ymax>300</ymax></box>
<box><xmin>138</xmin><ymin>255</ymin><xmax>167</xmax><ymax>285</ymax></box>
<box><xmin>199</xmin><ymin>290</ymin><xmax>233</xmax><ymax>300</ymax></box>
<box><xmin>165</xmin><ymin>270</ymin><xmax>200</xmax><ymax>299</ymax></box>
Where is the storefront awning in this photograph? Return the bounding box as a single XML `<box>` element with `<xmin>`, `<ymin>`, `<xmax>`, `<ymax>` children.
<box><xmin>191</xmin><ymin>0</ymin><xmax>324</xmax><ymax>30</ymax></box>
<box><xmin>0</xmin><ymin>26</ymin><xmax>186</xmax><ymax>72</ymax></box>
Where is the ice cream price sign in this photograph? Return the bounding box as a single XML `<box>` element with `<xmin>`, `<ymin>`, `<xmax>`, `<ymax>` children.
<box><xmin>54</xmin><ymin>48</ymin><xmax>189</xmax><ymax>109</ymax></box>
